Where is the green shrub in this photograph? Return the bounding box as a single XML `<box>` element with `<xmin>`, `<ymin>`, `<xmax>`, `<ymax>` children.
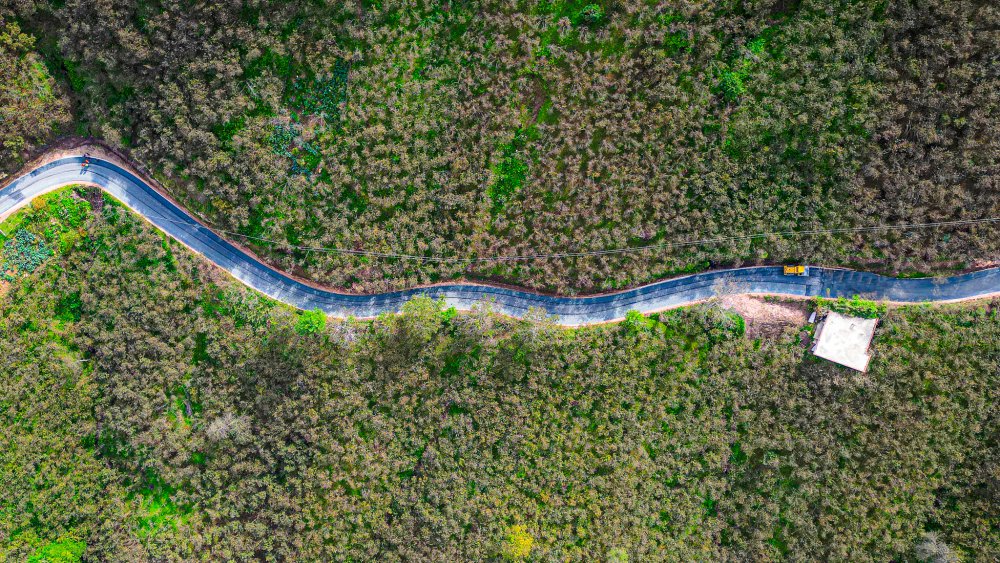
<box><xmin>220</xmin><ymin>287</ymin><xmax>274</xmax><ymax>329</ymax></box>
<box><xmin>135</xmin><ymin>477</ymin><xmax>184</xmax><ymax>540</ymax></box>
<box><xmin>718</xmin><ymin>62</ymin><xmax>750</xmax><ymax>101</ymax></box>
<box><xmin>55</xmin><ymin>292</ymin><xmax>83</xmax><ymax>322</ymax></box>
<box><xmin>440</xmin><ymin>306</ymin><xmax>458</xmax><ymax>323</ymax></box>
<box><xmin>824</xmin><ymin>295</ymin><xmax>885</xmax><ymax>319</ymax></box>
<box><xmin>623</xmin><ymin>310</ymin><xmax>654</xmax><ymax>334</ymax></box>
<box><xmin>663</xmin><ymin>31</ymin><xmax>690</xmax><ymax>56</ymax></box>
<box><xmin>716</xmin><ymin>34</ymin><xmax>768</xmax><ymax>102</ymax></box>
<box><xmin>575</xmin><ymin>4</ymin><xmax>604</xmax><ymax>25</ymax></box>
<box><xmin>748</xmin><ymin>37</ymin><xmax>767</xmax><ymax>55</ymax></box>
<box><xmin>727</xmin><ymin>311</ymin><xmax>746</xmax><ymax>337</ymax></box>
<box><xmin>296</xmin><ymin>308</ymin><xmax>328</xmax><ymax>334</ymax></box>
<box><xmin>489</xmin><ymin>152</ymin><xmax>527</xmax><ymax>211</ymax></box>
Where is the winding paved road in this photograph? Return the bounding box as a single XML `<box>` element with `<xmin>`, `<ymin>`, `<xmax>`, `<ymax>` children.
<box><xmin>2</xmin><ymin>156</ymin><xmax>999</xmax><ymax>326</ymax></box>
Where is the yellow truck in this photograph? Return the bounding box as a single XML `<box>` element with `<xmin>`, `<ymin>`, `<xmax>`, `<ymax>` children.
<box><xmin>783</xmin><ymin>265</ymin><xmax>808</xmax><ymax>276</ymax></box>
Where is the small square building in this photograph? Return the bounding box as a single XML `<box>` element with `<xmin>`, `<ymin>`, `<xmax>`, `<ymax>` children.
<box><xmin>811</xmin><ymin>311</ymin><xmax>878</xmax><ymax>372</ymax></box>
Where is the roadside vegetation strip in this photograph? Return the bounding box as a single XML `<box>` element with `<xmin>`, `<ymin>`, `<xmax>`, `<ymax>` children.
<box><xmin>3</xmin><ymin>156</ymin><xmax>1000</xmax><ymax>325</ymax></box>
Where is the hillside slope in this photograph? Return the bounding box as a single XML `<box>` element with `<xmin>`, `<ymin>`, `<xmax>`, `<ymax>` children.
<box><xmin>1</xmin><ymin>187</ymin><xmax>996</xmax><ymax>561</ymax></box>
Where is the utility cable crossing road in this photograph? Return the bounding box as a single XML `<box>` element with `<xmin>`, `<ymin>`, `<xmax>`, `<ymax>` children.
<box><xmin>2</xmin><ymin>156</ymin><xmax>1000</xmax><ymax>326</ymax></box>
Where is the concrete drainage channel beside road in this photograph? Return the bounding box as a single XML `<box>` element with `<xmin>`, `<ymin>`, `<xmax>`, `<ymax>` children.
<box><xmin>3</xmin><ymin>156</ymin><xmax>1000</xmax><ymax>326</ymax></box>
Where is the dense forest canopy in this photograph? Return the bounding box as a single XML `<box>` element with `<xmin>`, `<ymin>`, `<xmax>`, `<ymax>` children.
<box><xmin>0</xmin><ymin>0</ymin><xmax>996</xmax><ymax>292</ymax></box>
<box><xmin>0</xmin><ymin>187</ymin><xmax>997</xmax><ymax>560</ymax></box>
<box><xmin>0</xmin><ymin>17</ymin><xmax>68</xmax><ymax>163</ymax></box>
<box><xmin>0</xmin><ymin>1</ymin><xmax>998</xmax><ymax>561</ymax></box>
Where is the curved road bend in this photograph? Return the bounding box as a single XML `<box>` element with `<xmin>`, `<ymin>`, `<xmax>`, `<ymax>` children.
<box><xmin>2</xmin><ymin>156</ymin><xmax>999</xmax><ymax>326</ymax></box>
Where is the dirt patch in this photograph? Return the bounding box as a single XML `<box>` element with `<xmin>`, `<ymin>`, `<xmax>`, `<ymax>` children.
<box><xmin>970</xmin><ymin>258</ymin><xmax>1000</xmax><ymax>271</ymax></box>
<box><xmin>718</xmin><ymin>295</ymin><xmax>811</xmax><ymax>338</ymax></box>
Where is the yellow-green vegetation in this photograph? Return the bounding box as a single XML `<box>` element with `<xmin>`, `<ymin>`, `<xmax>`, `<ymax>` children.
<box><xmin>502</xmin><ymin>524</ymin><xmax>534</xmax><ymax>560</ymax></box>
<box><xmin>1</xmin><ymin>180</ymin><xmax>998</xmax><ymax>561</ymax></box>
<box><xmin>818</xmin><ymin>295</ymin><xmax>887</xmax><ymax>319</ymax></box>
<box><xmin>26</xmin><ymin>536</ymin><xmax>85</xmax><ymax>563</ymax></box>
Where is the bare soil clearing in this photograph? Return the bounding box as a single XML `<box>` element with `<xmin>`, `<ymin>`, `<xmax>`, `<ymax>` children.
<box><xmin>719</xmin><ymin>295</ymin><xmax>811</xmax><ymax>338</ymax></box>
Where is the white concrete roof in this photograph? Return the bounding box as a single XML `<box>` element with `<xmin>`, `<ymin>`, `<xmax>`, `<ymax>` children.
<box><xmin>811</xmin><ymin>312</ymin><xmax>878</xmax><ymax>372</ymax></box>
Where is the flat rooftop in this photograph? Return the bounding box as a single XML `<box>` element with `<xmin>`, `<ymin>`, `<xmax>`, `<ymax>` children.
<box><xmin>811</xmin><ymin>311</ymin><xmax>878</xmax><ymax>372</ymax></box>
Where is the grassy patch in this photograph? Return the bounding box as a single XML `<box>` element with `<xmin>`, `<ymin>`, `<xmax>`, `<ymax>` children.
<box><xmin>489</xmin><ymin>128</ymin><xmax>538</xmax><ymax>213</ymax></box>
<box><xmin>134</xmin><ymin>478</ymin><xmax>186</xmax><ymax>540</ymax></box>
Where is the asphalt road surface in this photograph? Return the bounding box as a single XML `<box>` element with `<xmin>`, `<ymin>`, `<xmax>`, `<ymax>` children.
<box><xmin>2</xmin><ymin>156</ymin><xmax>999</xmax><ymax>326</ymax></box>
